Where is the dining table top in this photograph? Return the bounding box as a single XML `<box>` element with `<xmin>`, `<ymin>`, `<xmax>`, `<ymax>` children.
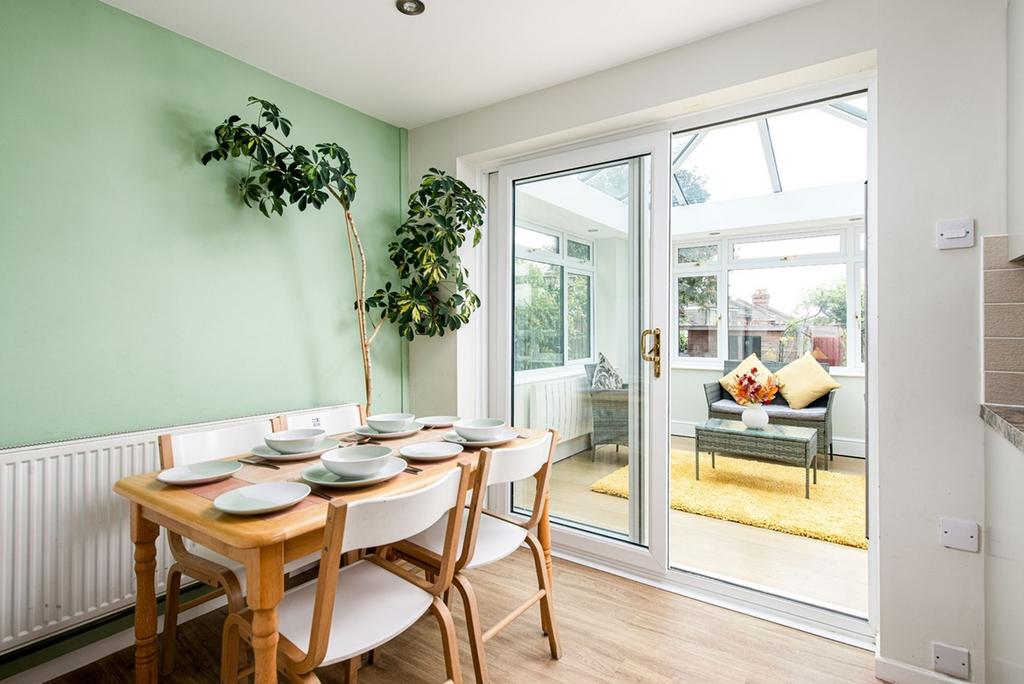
<box><xmin>113</xmin><ymin>425</ymin><xmax>546</xmax><ymax>551</ymax></box>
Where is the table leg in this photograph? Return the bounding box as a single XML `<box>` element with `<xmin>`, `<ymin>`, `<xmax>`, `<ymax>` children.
<box><xmin>130</xmin><ymin>504</ymin><xmax>160</xmax><ymax>684</ymax></box>
<box><xmin>246</xmin><ymin>544</ymin><xmax>284</xmax><ymax>684</ymax></box>
<box><xmin>695</xmin><ymin>435</ymin><xmax>700</xmax><ymax>480</ymax></box>
<box><xmin>805</xmin><ymin>457</ymin><xmax>810</xmax><ymax>499</ymax></box>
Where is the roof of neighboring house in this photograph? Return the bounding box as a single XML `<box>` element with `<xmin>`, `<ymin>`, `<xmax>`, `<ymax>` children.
<box><xmin>681</xmin><ymin>297</ymin><xmax>791</xmax><ymax>332</ymax></box>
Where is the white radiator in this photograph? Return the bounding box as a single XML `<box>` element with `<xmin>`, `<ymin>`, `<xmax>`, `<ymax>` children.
<box><xmin>0</xmin><ymin>431</ymin><xmax>174</xmax><ymax>654</ymax></box>
<box><xmin>527</xmin><ymin>372</ymin><xmax>593</xmax><ymax>444</ymax></box>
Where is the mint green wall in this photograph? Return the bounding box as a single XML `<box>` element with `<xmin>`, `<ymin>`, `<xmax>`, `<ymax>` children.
<box><xmin>0</xmin><ymin>0</ymin><xmax>406</xmax><ymax>448</ymax></box>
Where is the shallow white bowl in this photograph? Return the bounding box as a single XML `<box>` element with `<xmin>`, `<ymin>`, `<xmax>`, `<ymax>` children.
<box><xmin>265</xmin><ymin>428</ymin><xmax>326</xmax><ymax>454</ymax></box>
<box><xmin>321</xmin><ymin>445</ymin><xmax>393</xmax><ymax>478</ymax></box>
<box><xmin>454</xmin><ymin>418</ymin><xmax>507</xmax><ymax>442</ymax></box>
<box><xmin>366</xmin><ymin>412</ymin><xmax>416</xmax><ymax>434</ymax></box>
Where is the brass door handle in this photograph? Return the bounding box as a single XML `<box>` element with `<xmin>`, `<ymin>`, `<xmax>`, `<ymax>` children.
<box><xmin>641</xmin><ymin>328</ymin><xmax>661</xmax><ymax>378</ymax></box>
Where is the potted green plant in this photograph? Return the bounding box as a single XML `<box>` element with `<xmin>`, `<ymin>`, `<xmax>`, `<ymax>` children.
<box><xmin>200</xmin><ymin>97</ymin><xmax>484</xmax><ymax>414</ymax></box>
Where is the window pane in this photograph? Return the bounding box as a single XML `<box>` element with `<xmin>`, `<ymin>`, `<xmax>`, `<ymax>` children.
<box><xmin>514</xmin><ymin>259</ymin><xmax>563</xmax><ymax>370</ymax></box>
<box><xmin>567</xmin><ymin>273</ymin><xmax>591</xmax><ymax>361</ymax></box>
<box><xmin>674</xmin><ymin>121</ymin><xmax>773</xmax><ymax>204</ymax></box>
<box><xmin>859</xmin><ymin>264</ymin><xmax>866</xmax><ymax>365</ymax></box>
<box><xmin>767</xmin><ymin>104</ymin><xmax>867</xmax><ymax>192</ymax></box>
<box><xmin>732</xmin><ymin>234</ymin><xmax>841</xmax><ymax>260</ymax></box>
<box><xmin>515</xmin><ymin>227</ymin><xmax>559</xmax><ymax>255</ymax></box>
<box><xmin>678</xmin><ymin>275</ymin><xmax>718</xmax><ymax>357</ymax></box>
<box><xmin>567</xmin><ymin>239</ymin><xmax>592</xmax><ymax>263</ymax></box>
<box><xmin>577</xmin><ymin>164</ymin><xmax>629</xmax><ymax>202</ymax></box>
<box><xmin>677</xmin><ymin>244</ymin><xmax>719</xmax><ymax>267</ymax></box>
<box><xmin>728</xmin><ymin>264</ymin><xmax>847</xmax><ymax>366</ymax></box>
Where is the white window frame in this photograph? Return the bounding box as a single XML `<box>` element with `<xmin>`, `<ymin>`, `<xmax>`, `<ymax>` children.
<box><xmin>513</xmin><ymin>220</ymin><xmax>596</xmax><ymax>380</ymax></box>
<box><xmin>673</xmin><ymin>224</ymin><xmax>865</xmax><ymax>374</ymax></box>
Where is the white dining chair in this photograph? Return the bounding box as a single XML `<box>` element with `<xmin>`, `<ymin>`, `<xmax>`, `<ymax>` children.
<box><xmin>396</xmin><ymin>430</ymin><xmax>561</xmax><ymax>684</ymax></box>
<box><xmin>278</xmin><ymin>402</ymin><xmax>365</xmax><ymax>435</ymax></box>
<box><xmin>220</xmin><ymin>463</ymin><xmax>473</xmax><ymax>684</ymax></box>
<box><xmin>157</xmin><ymin>418</ymin><xmax>319</xmax><ymax>675</ymax></box>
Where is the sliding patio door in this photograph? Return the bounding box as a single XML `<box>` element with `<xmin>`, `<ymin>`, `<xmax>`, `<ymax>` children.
<box><xmin>489</xmin><ymin>133</ymin><xmax>671</xmax><ymax>571</ymax></box>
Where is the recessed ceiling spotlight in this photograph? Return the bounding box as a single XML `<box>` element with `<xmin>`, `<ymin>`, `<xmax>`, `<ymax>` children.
<box><xmin>396</xmin><ymin>0</ymin><xmax>425</xmax><ymax>15</ymax></box>
<box><xmin>587</xmin><ymin>229</ymin><xmax>599</xmax><ymax>233</ymax></box>
<box><xmin>709</xmin><ymin>231</ymin><xmax>721</xmax><ymax>236</ymax></box>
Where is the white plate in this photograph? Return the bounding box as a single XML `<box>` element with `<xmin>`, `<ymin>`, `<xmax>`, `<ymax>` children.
<box><xmin>400</xmin><ymin>442</ymin><xmax>464</xmax><ymax>461</ymax></box>
<box><xmin>157</xmin><ymin>460</ymin><xmax>242</xmax><ymax>486</ymax></box>
<box><xmin>213</xmin><ymin>482</ymin><xmax>311</xmax><ymax>515</ymax></box>
<box><xmin>250</xmin><ymin>438</ymin><xmax>341</xmax><ymax>461</ymax></box>
<box><xmin>301</xmin><ymin>457</ymin><xmax>407</xmax><ymax>489</ymax></box>
<box><xmin>442</xmin><ymin>429</ymin><xmax>519</xmax><ymax>448</ymax></box>
<box><xmin>417</xmin><ymin>415</ymin><xmax>461</xmax><ymax>429</ymax></box>
<box><xmin>353</xmin><ymin>423</ymin><xmax>425</xmax><ymax>440</ymax></box>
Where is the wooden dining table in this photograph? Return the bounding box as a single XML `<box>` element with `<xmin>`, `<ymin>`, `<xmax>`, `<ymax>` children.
<box><xmin>113</xmin><ymin>426</ymin><xmax>553</xmax><ymax>683</ymax></box>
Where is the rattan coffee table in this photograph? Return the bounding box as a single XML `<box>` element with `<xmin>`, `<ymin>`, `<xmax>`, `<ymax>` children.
<box><xmin>694</xmin><ymin>419</ymin><xmax>819</xmax><ymax>498</ymax></box>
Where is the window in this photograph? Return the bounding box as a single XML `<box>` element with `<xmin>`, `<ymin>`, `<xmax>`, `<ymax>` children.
<box><xmin>678</xmin><ymin>275</ymin><xmax>718</xmax><ymax>358</ymax></box>
<box><xmin>674</xmin><ymin>226</ymin><xmax>865</xmax><ymax>370</ymax></box>
<box><xmin>513</xmin><ymin>222</ymin><xmax>596</xmax><ymax>372</ymax></box>
<box><xmin>676</xmin><ymin>120</ymin><xmax>774</xmax><ymax>205</ymax></box>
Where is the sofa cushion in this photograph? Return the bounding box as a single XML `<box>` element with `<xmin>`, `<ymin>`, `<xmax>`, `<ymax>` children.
<box><xmin>710</xmin><ymin>398</ymin><xmax>828</xmax><ymax>422</ymax></box>
<box><xmin>774</xmin><ymin>352</ymin><xmax>841</xmax><ymax>409</ymax></box>
<box><xmin>718</xmin><ymin>353</ymin><xmax>772</xmax><ymax>403</ymax></box>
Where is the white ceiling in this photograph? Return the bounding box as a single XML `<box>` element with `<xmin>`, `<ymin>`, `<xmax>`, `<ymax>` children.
<box><xmin>102</xmin><ymin>0</ymin><xmax>817</xmax><ymax>129</ymax></box>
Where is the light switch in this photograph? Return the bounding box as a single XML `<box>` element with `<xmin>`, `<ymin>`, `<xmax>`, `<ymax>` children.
<box><xmin>936</xmin><ymin>218</ymin><xmax>975</xmax><ymax>249</ymax></box>
<box><xmin>940</xmin><ymin>517</ymin><xmax>980</xmax><ymax>552</ymax></box>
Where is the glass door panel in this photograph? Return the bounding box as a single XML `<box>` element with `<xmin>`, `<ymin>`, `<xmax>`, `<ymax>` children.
<box><xmin>510</xmin><ymin>157</ymin><xmax>651</xmax><ymax>542</ymax></box>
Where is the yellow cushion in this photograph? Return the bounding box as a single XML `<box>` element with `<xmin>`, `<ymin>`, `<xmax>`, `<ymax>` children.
<box><xmin>774</xmin><ymin>353</ymin><xmax>840</xmax><ymax>409</ymax></box>
<box><xmin>719</xmin><ymin>354</ymin><xmax>771</xmax><ymax>402</ymax></box>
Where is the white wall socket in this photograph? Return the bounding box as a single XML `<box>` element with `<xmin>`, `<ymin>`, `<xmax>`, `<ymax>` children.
<box><xmin>940</xmin><ymin>517</ymin><xmax>980</xmax><ymax>552</ymax></box>
<box><xmin>933</xmin><ymin>642</ymin><xmax>970</xmax><ymax>679</ymax></box>
<box><xmin>936</xmin><ymin>218</ymin><xmax>975</xmax><ymax>249</ymax></box>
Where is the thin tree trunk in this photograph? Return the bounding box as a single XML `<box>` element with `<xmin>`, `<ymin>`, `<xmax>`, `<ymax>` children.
<box><xmin>342</xmin><ymin>209</ymin><xmax>374</xmax><ymax>416</ymax></box>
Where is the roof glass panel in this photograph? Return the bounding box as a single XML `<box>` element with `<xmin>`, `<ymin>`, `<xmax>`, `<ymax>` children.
<box><xmin>674</xmin><ymin>121</ymin><xmax>773</xmax><ymax>205</ymax></box>
<box><xmin>577</xmin><ymin>164</ymin><xmax>629</xmax><ymax>202</ymax></box>
<box><xmin>767</xmin><ymin>102</ymin><xmax>867</xmax><ymax>192</ymax></box>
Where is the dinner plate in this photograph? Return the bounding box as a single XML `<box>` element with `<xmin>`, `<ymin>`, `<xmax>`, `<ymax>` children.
<box><xmin>157</xmin><ymin>460</ymin><xmax>241</xmax><ymax>486</ymax></box>
<box><xmin>300</xmin><ymin>457</ymin><xmax>407</xmax><ymax>489</ymax></box>
<box><xmin>416</xmin><ymin>415</ymin><xmax>461</xmax><ymax>429</ymax></box>
<box><xmin>399</xmin><ymin>441</ymin><xmax>464</xmax><ymax>461</ymax></box>
<box><xmin>352</xmin><ymin>423</ymin><xmax>425</xmax><ymax>440</ymax></box>
<box><xmin>442</xmin><ymin>429</ymin><xmax>519</xmax><ymax>448</ymax></box>
<box><xmin>250</xmin><ymin>438</ymin><xmax>341</xmax><ymax>461</ymax></box>
<box><xmin>213</xmin><ymin>482</ymin><xmax>311</xmax><ymax>515</ymax></box>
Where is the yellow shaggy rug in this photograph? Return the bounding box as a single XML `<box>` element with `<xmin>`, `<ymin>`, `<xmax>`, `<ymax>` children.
<box><xmin>590</xmin><ymin>451</ymin><xmax>867</xmax><ymax>549</ymax></box>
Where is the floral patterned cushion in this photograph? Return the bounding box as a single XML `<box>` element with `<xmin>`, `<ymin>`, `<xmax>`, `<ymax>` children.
<box><xmin>591</xmin><ymin>353</ymin><xmax>623</xmax><ymax>391</ymax></box>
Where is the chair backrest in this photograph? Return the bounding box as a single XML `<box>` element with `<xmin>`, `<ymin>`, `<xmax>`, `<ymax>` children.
<box><xmin>485</xmin><ymin>431</ymin><xmax>555</xmax><ymax>487</ymax></box>
<box><xmin>280</xmin><ymin>404</ymin><xmax>364</xmax><ymax>435</ymax></box>
<box><xmin>160</xmin><ymin>419</ymin><xmax>274</xmax><ymax>468</ymax></box>
<box><xmin>341</xmin><ymin>467</ymin><xmax>466</xmax><ymax>554</ymax></box>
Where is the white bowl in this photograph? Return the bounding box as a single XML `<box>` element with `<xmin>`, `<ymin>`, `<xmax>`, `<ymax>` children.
<box><xmin>366</xmin><ymin>413</ymin><xmax>416</xmax><ymax>434</ymax></box>
<box><xmin>320</xmin><ymin>445</ymin><xmax>393</xmax><ymax>478</ymax></box>
<box><xmin>264</xmin><ymin>428</ymin><xmax>326</xmax><ymax>454</ymax></box>
<box><xmin>454</xmin><ymin>418</ymin><xmax>507</xmax><ymax>442</ymax></box>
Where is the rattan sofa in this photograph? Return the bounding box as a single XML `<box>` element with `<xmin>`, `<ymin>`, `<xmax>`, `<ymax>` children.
<box><xmin>702</xmin><ymin>359</ymin><xmax>836</xmax><ymax>460</ymax></box>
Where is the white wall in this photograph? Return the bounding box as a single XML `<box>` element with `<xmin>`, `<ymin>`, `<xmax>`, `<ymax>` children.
<box><xmin>984</xmin><ymin>3</ymin><xmax>1024</xmax><ymax>682</ymax></box>
<box><xmin>408</xmin><ymin>1</ymin><xmax>1007</xmax><ymax>680</ymax></box>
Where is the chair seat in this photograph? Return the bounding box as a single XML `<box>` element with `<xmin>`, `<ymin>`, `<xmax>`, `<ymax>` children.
<box><xmin>183</xmin><ymin>544</ymin><xmax>318</xmax><ymax>590</ymax></box>
<box><xmin>710</xmin><ymin>398</ymin><xmax>827</xmax><ymax>422</ymax></box>
<box><xmin>276</xmin><ymin>559</ymin><xmax>433</xmax><ymax>665</ymax></box>
<box><xmin>407</xmin><ymin>511</ymin><xmax>528</xmax><ymax>570</ymax></box>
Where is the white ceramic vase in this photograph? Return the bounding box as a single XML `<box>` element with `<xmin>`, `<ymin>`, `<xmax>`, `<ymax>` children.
<box><xmin>741</xmin><ymin>403</ymin><xmax>769</xmax><ymax>430</ymax></box>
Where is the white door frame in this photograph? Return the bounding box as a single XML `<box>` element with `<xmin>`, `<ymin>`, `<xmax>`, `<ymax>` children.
<box><xmin>478</xmin><ymin>72</ymin><xmax>878</xmax><ymax>647</ymax></box>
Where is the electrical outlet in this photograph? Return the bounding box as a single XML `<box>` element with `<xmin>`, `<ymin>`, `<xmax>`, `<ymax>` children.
<box><xmin>940</xmin><ymin>517</ymin><xmax>980</xmax><ymax>552</ymax></box>
<box><xmin>934</xmin><ymin>642</ymin><xmax>970</xmax><ymax>679</ymax></box>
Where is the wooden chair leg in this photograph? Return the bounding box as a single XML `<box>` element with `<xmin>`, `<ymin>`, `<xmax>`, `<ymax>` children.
<box><xmin>343</xmin><ymin>657</ymin><xmax>359</xmax><ymax>683</ymax></box>
<box><xmin>220</xmin><ymin>615</ymin><xmax>243</xmax><ymax>684</ymax></box>
<box><xmin>160</xmin><ymin>566</ymin><xmax>183</xmax><ymax>675</ymax></box>
<box><xmin>453</xmin><ymin>574</ymin><xmax>489</xmax><ymax>684</ymax></box>
<box><xmin>525</xmin><ymin>534</ymin><xmax>561</xmax><ymax>659</ymax></box>
<box><xmin>430</xmin><ymin>596</ymin><xmax>463</xmax><ymax>684</ymax></box>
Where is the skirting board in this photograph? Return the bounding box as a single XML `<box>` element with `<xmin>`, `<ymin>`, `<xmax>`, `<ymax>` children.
<box><xmin>874</xmin><ymin>655</ymin><xmax>975</xmax><ymax>684</ymax></box>
<box><xmin>672</xmin><ymin>420</ymin><xmax>866</xmax><ymax>458</ymax></box>
<box><xmin>5</xmin><ymin>595</ymin><xmax>226</xmax><ymax>683</ymax></box>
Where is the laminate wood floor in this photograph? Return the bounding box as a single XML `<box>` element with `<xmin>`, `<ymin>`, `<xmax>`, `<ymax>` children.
<box><xmin>514</xmin><ymin>437</ymin><xmax>869</xmax><ymax>615</ymax></box>
<box><xmin>52</xmin><ymin>551</ymin><xmax>879</xmax><ymax>684</ymax></box>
